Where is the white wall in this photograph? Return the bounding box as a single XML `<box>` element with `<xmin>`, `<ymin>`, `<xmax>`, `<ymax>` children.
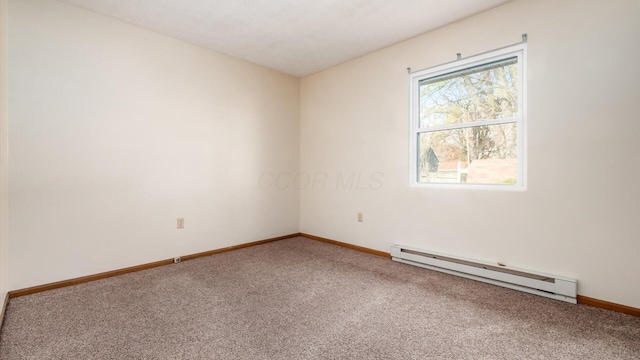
<box><xmin>300</xmin><ymin>0</ymin><xmax>640</xmax><ymax>308</ymax></box>
<box><xmin>6</xmin><ymin>0</ymin><xmax>639</xmax><ymax>309</ymax></box>
<box><xmin>0</xmin><ymin>0</ymin><xmax>8</xmax><ymax>301</ymax></box>
<box><xmin>8</xmin><ymin>0</ymin><xmax>300</xmax><ymax>290</ymax></box>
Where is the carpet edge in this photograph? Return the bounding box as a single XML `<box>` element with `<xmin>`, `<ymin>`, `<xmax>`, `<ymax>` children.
<box><xmin>299</xmin><ymin>233</ymin><xmax>391</xmax><ymax>259</ymax></box>
<box><xmin>300</xmin><ymin>233</ymin><xmax>639</xmax><ymax>317</ymax></box>
<box><xmin>8</xmin><ymin>233</ymin><xmax>301</xmax><ymax>299</ymax></box>
<box><xmin>577</xmin><ymin>295</ymin><xmax>640</xmax><ymax>317</ymax></box>
<box><xmin>7</xmin><ymin>233</ymin><xmax>639</xmax><ymax>318</ymax></box>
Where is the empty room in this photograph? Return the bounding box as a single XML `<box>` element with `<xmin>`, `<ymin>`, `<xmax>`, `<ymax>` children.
<box><xmin>0</xmin><ymin>0</ymin><xmax>638</xmax><ymax>358</ymax></box>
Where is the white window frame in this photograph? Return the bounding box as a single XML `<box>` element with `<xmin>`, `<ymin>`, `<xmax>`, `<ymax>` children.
<box><xmin>409</xmin><ymin>43</ymin><xmax>527</xmax><ymax>190</ymax></box>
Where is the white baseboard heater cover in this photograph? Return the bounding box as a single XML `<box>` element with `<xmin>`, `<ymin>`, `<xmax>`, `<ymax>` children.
<box><xmin>390</xmin><ymin>245</ymin><xmax>577</xmax><ymax>304</ymax></box>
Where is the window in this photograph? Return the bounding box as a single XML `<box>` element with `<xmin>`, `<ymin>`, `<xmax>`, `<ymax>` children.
<box><xmin>409</xmin><ymin>43</ymin><xmax>526</xmax><ymax>189</ymax></box>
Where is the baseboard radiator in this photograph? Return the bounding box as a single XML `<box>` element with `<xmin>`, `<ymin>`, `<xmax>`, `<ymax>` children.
<box><xmin>390</xmin><ymin>245</ymin><xmax>577</xmax><ymax>304</ymax></box>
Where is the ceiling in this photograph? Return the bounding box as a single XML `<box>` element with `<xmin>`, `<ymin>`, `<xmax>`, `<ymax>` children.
<box><xmin>58</xmin><ymin>0</ymin><xmax>512</xmax><ymax>77</ymax></box>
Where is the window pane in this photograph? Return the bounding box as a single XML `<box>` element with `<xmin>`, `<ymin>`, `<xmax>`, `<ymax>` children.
<box><xmin>419</xmin><ymin>57</ymin><xmax>518</xmax><ymax>128</ymax></box>
<box><xmin>418</xmin><ymin>123</ymin><xmax>518</xmax><ymax>184</ymax></box>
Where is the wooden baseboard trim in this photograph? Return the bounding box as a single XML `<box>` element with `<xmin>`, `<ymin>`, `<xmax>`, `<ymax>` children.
<box><xmin>300</xmin><ymin>233</ymin><xmax>640</xmax><ymax>317</ymax></box>
<box><xmin>0</xmin><ymin>292</ymin><xmax>8</xmax><ymax>334</ymax></box>
<box><xmin>180</xmin><ymin>233</ymin><xmax>301</xmax><ymax>261</ymax></box>
<box><xmin>300</xmin><ymin>233</ymin><xmax>391</xmax><ymax>259</ymax></box>
<box><xmin>8</xmin><ymin>233</ymin><xmax>300</xmax><ymax>299</ymax></box>
<box><xmin>8</xmin><ymin>258</ymin><xmax>173</xmax><ymax>298</ymax></box>
<box><xmin>577</xmin><ymin>295</ymin><xmax>640</xmax><ymax>317</ymax></box>
<box><xmin>7</xmin><ymin>232</ymin><xmax>637</xmax><ymax>318</ymax></box>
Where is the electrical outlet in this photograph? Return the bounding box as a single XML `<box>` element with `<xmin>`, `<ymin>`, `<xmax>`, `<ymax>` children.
<box><xmin>177</xmin><ymin>218</ymin><xmax>185</xmax><ymax>229</ymax></box>
<box><xmin>357</xmin><ymin>212</ymin><xmax>363</xmax><ymax>222</ymax></box>
<box><xmin>174</xmin><ymin>257</ymin><xmax>181</xmax><ymax>263</ymax></box>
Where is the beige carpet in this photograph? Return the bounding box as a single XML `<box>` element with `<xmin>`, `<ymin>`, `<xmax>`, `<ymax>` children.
<box><xmin>1</xmin><ymin>237</ymin><xmax>638</xmax><ymax>359</ymax></box>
